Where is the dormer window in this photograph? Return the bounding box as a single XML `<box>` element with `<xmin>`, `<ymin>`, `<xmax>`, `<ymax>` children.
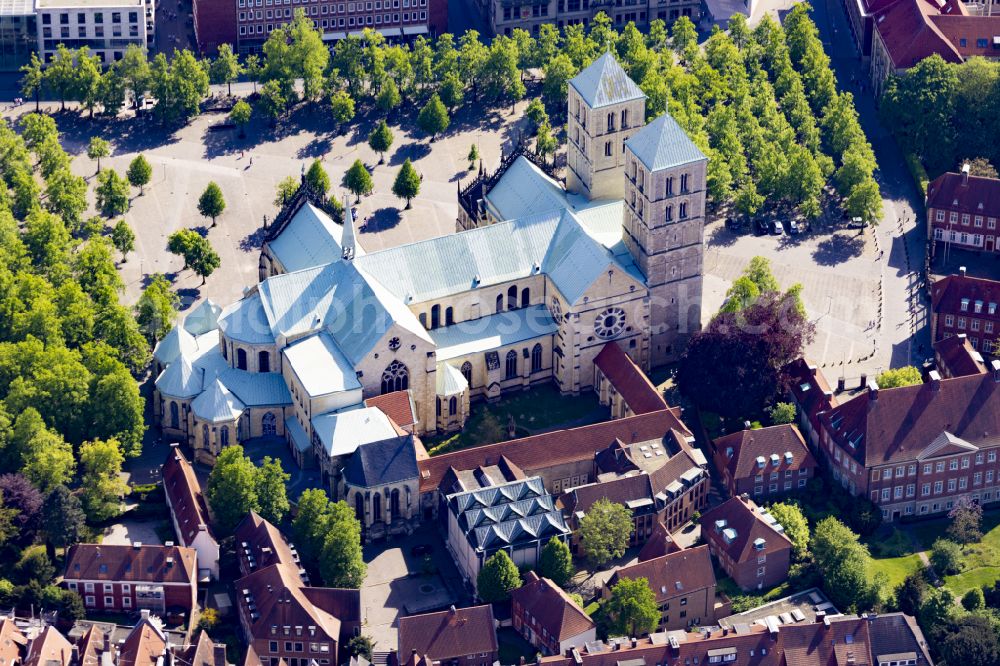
<box><xmin>961</xmin><ymin>298</ymin><xmax>970</xmax><ymax>311</ymax></box>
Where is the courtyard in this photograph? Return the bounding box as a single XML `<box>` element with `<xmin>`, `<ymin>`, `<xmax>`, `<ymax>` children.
<box><xmin>359</xmin><ymin>524</ymin><xmax>469</xmax><ymax>654</ymax></box>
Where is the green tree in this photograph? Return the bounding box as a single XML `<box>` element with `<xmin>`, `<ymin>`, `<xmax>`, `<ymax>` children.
<box><xmin>19</xmin><ymin>52</ymin><xmax>44</xmax><ymax>112</ymax></box>
<box><xmin>135</xmin><ymin>274</ymin><xmax>178</xmax><ymax>341</ymax></box>
<box><xmin>318</xmin><ymin>500</ymin><xmax>366</xmax><ymax>588</ymax></box>
<box><xmin>22</xmin><ymin>428</ymin><xmax>75</xmax><ymax>492</ymax></box>
<box><xmin>947</xmin><ymin>498</ymin><xmax>983</xmax><ymax>545</ymax></box>
<box><xmin>604</xmin><ymin>577</ymin><xmax>660</xmax><ymax>637</ymax></box>
<box><xmin>189</xmin><ymin>239</ymin><xmax>221</xmax><ymax>285</ymax></box>
<box><xmin>150</xmin><ymin>49</ymin><xmax>209</xmax><ymax>125</ymax></box>
<box><xmin>44</xmin><ymin>45</ymin><xmax>77</xmax><ymax>110</ymax></box>
<box><xmin>119</xmin><ymin>44</ymin><xmax>150</xmax><ymax>106</ymax></box>
<box><xmin>767</xmin><ymin>502</ymin><xmax>809</xmax><ymax>560</ymax></box>
<box><xmin>95</xmin><ymin>169</ymin><xmax>130</xmax><ymax>217</ymax></box>
<box><xmin>45</xmin><ymin>168</ymin><xmax>88</xmax><ymax>229</ymax></box>
<box><xmin>330</xmin><ymin>90</ymin><xmax>356</xmax><ymax>133</ymax></box>
<box><xmin>525</xmin><ymin>98</ymin><xmax>549</xmax><ymax>132</ymax></box>
<box><xmin>894</xmin><ymin>569</ymin><xmax>927</xmax><ymax>616</ymax></box>
<box><xmin>467</xmin><ymin>144</ymin><xmax>480</xmax><ymax>171</ymax></box>
<box><xmin>535</xmin><ymin>121</ymin><xmax>557</xmax><ymax>166</ymax></box>
<box><xmin>392</xmin><ymin>159</ymin><xmax>421</xmax><ymax>209</ymax></box>
<box><xmin>88</xmin><ymin>364</ymin><xmax>145</xmax><ymax>456</ymax></box>
<box><xmin>578</xmin><ymin>497</ymin><xmax>633</xmax><ymax>567</ymax></box>
<box><xmin>368</xmin><ymin>120</ymin><xmax>394</xmax><ymax>164</ymax></box>
<box><xmin>477</xmin><ymin>549</ymin><xmax>521</xmax><ymax>603</ymax></box>
<box><xmin>812</xmin><ymin>517</ymin><xmax>884</xmax><ymax>612</ymax></box>
<box><xmin>875</xmin><ymin>366</ymin><xmax>922</xmax><ymax>389</ymax></box>
<box><xmin>258</xmin><ymin>79</ymin><xmax>287</xmax><ymax>123</ymax></box>
<box><xmin>538</xmin><ymin>537</ymin><xmax>574</xmax><ymax>587</ymax></box>
<box><xmin>671</xmin><ymin>16</ymin><xmax>698</xmax><ymax>54</ymax></box>
<box><xmin>347</xmin><ymin>636</ymin><xmax>374</xmax><ymax>661</ymax></box>
<box><xmin>205</xmin><ymin>445</ymin><xmax>259</xmax><ymax>535</ymax></box>
<box><xmin>768</xmin><ymin>402</ymin><xmax>797</xmax><ymax>425</ymax></box>
<box><xmin>126</xmin><ymin>154</ymin><xmax>153</xmax><ymax>195</ymax></box>
<box><xmin>376</xmin><ymin>78</ymin><xmax>402</xmax><ymax>114</ymax></box>
<box><xmin>417</xmin><ymin>94</ymin><xmax>450</xmax><ymax>141</ymax></box>
<box><xmin>42</xmin><ymin>486</ymin><xmax>84</xmax><ymax>551</ymax></box>
<box><xmin>292</xmin><ymin>488</ymin><xmax>334</xmax><ymax>561</ymax></box>
<box><xmin>256</xmin><ymin>456</ymin><xmax>290</xmax><ymax>525</ymax></box>
<box><xmin>439</xmin><ymin>72</ymin><xmax>465</xmax><ymax>110</ymax></box>
<box><xmin>79</xmin><ymin>438</ymin><xmax>128</xmax><ymax>522</ymax></box>
<box><xmin>87</xmin><ymin>137</ymin><xmax>110</xmax><ymax>174</ymax></box>
<box><xmin>75</xmin><ymin>48</ymin><xmax>103</xmax><ymax>117</ymax></box>
<box><xmin>940</xmin><ymin>615</ymin><xmax>1000</xmax><ymax>666</ymax></box>
<box><xmin>230</xmin><ymin>99</ymin><xmax>252</xmax><ymax>138</ymax></box>
<box><xmin>197</xmin><ymin>182</ymin><xmax>226</xmax><ymax>226</ymax></box>
<box><xmin>344</xmin><ymin>159</ymin><xmax>374</xmax><ymax>203</ymax></box>
<box><xmin>244</xmin><ymin>54</ymin><xmax>263</xmax><ymax>93</ymax></box>
<box><xmin>110</xmin><ymin>219</ymin><xmax>135</xmax><ymax>262</ymax></box>
<box><xmin>962</xmin><ymin>587</ymin><xmax>985</xmax><ymax>611</ymax></box>
<box><xmin>542</xmin><ymin>54</ymin><xmax>577</xmax><ymax>109</ymax></box>
<box><xmin>167</xmin><ymin>229</ymin><xmax>220</xmax><ymax>284</ymax></box>
<box><xmin>275</xmin><ymin>176</ymin><xmax>299</xmax><ymax>207</ymax></box>
<box><xmin>930</xmin><ymin>538</ymin><xmax>963</xmax><ymax>575</ymax></box>
<box><xmin>305</xmin><ymin>159</ymin><xmax>331</xmax><ymax>195</ymax></box>
<box><xmin>209</xmin><ymin>43</ymin><xmax>242</xmax><ymax>95</ymax></box>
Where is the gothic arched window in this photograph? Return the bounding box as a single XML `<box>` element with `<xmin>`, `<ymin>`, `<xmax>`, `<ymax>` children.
<box><xmin>505</xmin><ymin>350</ymin><xmax>518</xmax><ymax>379</ymax></box>
<box><xmin>381</xmin><ymin>360</ymin><xmax>409</xmax><ymax>394</ymax></box>
<box><xmin>531</xmin><ymin>344</ymin><xmax>543</xmax><ymax>373</ymax></box>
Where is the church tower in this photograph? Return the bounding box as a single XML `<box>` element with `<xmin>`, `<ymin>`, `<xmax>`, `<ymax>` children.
<box><xmin>622</xmin><ymin>114</ymin><xmax>709</xmax><ymax>366</ymax></box>
<box><xmin>565</xmin><ymin>53</ymin><xmax>647</xmax><ymax>201</ymax></box>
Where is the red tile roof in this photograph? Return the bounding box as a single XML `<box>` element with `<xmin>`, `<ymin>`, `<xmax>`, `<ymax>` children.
<box><xmin>594</xmin><ymin>343</ymin><xmax>667</xmax><ymax>415</ymax></box>
<box><xmin>64</xmin><ymin>544</ymin><xmax>197</xmax><ymax>586</ymax></box>
<box><xmin>0</xmin><ymin>619</ymin><xmax>26</xmax><ymax>666</ymax></box>
<box><xmin>75</xmin><ymin>625</ymin><xmax>105</xmax><ymax>666</ymax></box>
<box><xmin>931</xmin><ymin>15</ymin><xmax>1000</xmax><ymax>58</ymax></box>
<box><xmin>700</xmin><ymin>496</ymin><xmax>793</xmax><ymax>565</ymax></box>
<box><xmin>933</xmin><ymin>334</ymin><xmax>987</xmax><ymax>378</ymax></box>
<box><xmin>179</xmin><ymin>631</ymin><xmax>228</xmax><ymax>666</ymax></box>
<box><xmin>418</xmin><ymin>409</ymin><xmax>690</xmax><ymax>492</ymax></box>
<box><xmin>237</xmin><ymin>562</ymin><xmax>342</xmax><ymax>644</ymax></box>
<box><xmin>118</xmin><ymin>617</ymin><xmax>168</xmax><ymax>666</ymax></box>
<box><xmin>234</xmin><ymin>512</ymin><xmax>301</xmax><ymax>576</ymax></box>
<box><xmin>24</xmin><ymin>627</ymin><xmax>72</xmax><ymax>666</ymax></box>
<box><xmin>398</xmin><ymin>605</ymin><xmax>498</xmax><ymax>660</ymax></box>
<box><xmin>636</xmin><ymin>521</ymin><xmax>680</xmax><ymax>562</ymax></box>
<box><xmin>162</xmin><ymin>446</ymin><xmax>216</xmax><ymax>548</ymax></box>
<box><xmin>365</xmin><ymin>391</ymin><xmax>418</xmax><ymax>429</ymax></box>
<box><xmin>931</xmin><ymin>273</ymin><xmax>1000</xmax><ymax>319</ymax></box>
<box><xmin>607</xmin><ymin>545</ymin><xmax>716</xmax><ymax>604</ymax></box>
<box><xmin>711</xmin><ymin>425</ymin><xmax>816</xmax><ymax>484</ymax></box>
<box><xmin>871</xmin><ymin>0</ymin><xmax>966</xmax><ymax>68</ymax></box>
<box><xmin>820</xmin><ymin>370</ymin><xmax>1000</xmax><ymax>467</ymax></box>
<box><xmin>511</xmin><ymin>573</ymin><xmax>595</xmax><ymax>643</ymax></box>
<box><xmin>927</xmin><ymin>171</ymin><xmax>1000</xmax><ymax>218</ymax></box>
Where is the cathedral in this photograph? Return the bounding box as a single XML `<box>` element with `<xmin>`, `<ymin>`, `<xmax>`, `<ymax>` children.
<box><xmin>151</xmin><ymin>53</ymin><xmax>708</xmax><ymax>484</ymax></box>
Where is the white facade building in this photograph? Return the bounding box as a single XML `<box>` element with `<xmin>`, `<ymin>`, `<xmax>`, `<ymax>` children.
<box><xmin>36</xmin><ymin>0</ymin><xmax>147</xmax><ymax>63</ymax></box>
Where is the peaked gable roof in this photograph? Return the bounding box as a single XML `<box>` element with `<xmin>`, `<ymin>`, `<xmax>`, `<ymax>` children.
<box><xmin>191</xmin><ymin>378</ymin><xmax>246</xmax><ymax>423</ymax></box>
<box><xmin>162</xmin><ymin>446</ymin><xmax>215</xmax><ymax>547</ymax></box>
<box><xmin>365</xmin><ymin>391</ymin><xmax>418</xmax><ymax>429</ymax></box>
<box><xmin>700</xmin><ymin>496</ymin><xmax>793</xmax><ymax>564</ymax></box>
<box><xmin>594</xmin><ymin>342</ymin><xmax>667</xmax><ymax>414</ymax></box>
<box><xmin>927</xmin><ymin>171</ymin><xmax>1000</xmax><ymax>217</ymax></box>
<box><xmin>343</xmin><ymin>435</ymin><xmax>420</xmax><ymax>488</ymax></box>
<box><xmin>625</xmin><ymin>113</ymin><xmax>707</xmax><ymax>173</ymax></box>
<box><xmin>266</xmin><ymin>201</ymin><xmax>344</xmax><ymax>274</ymax></box>
<box><xmin>933</xmin><ymin>334</ymin><xmax>987</xmax><ymax>378</ymax></box>
<box><xmin>25</xmin><ymin>627</ymin><xmax>72</xmax><ymax>666</ymax></box>
<box><xmin>512</xmin><ymin>573</ymin><xmax>595</xmax><ymax>643</ymax></box>
<box><xmin>569</xmin><ymin>52</ymin><xmax>645</xmax><ymax>109</ymax></box>
<box><xmin>153</xmin><ymin>324</ymin><xmax>196</xmax><ymax>366</ymax></box>
<box><xmin>485</xmin><ymin>155</ymin><xmax>568</xmax><ymax>222</ymax></box>
<box><xmin>0</xmin><ymin>618</ymin><xmax>26</xmax><ymax>666</ymax></box>
<box><xmin>184</xmin><ymin>299</ymin><xmax>223</xmax><ymax>336</ymax></box>
<box><xmin>398</xmin><ymin>605</ymin><xmax>498</xmax><ymax>660</ymax></box>
<box><xmin>64</xmin><ymin>544</ymin><xmax>197</xmax><ymax>585</ymax></box>
<box><xmin>118</xmin><ymin>617</ymin><xmax>168</xmax><ymax>666</ymax></box>
<box><xmin>712</xmin><ymin>424</ymin><xmax>816</xmax><ymax>481</ymax></box>
<box><xmin>607</xmin><ymin>545</ymin><xmax>716</xmax><ymax>603</ymax></box>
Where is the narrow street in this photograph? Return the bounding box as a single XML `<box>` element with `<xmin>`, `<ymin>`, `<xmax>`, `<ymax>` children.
<box><xmin>812</xmin><ymin>0</ymin><xmax>932</xmax><ymax>373</ymax></box>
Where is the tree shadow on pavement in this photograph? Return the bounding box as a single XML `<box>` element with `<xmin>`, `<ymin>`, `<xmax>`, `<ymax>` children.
<box><xmin>240</xmin><ymin>225</ymin><xmax>268</xmax><ymax>252</ymax></box>
<box><xmin>55</xmin><ymin>113</ymin><xmax>182</xmax><ymax>155</ymax></box>
<box><xmin>389</xmin><ymin>142</ymin><xmax>431</xmax><ymax>166</ymax></box>
<box><xmin>706</xmin><ymin>224</ymin><xmax>739</xmax><ymax>248</ymax></box>
<box><xmin>361</xmin><ymin>207</ymin><xmax>402</xmax><ymax>233</ymax></box>
<box><xmin>812</xmin><ymin>232</ymin><xmax>866</xmax><ymax>266</ymax></box>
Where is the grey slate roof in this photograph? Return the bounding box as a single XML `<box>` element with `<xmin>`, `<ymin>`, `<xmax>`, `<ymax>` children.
<box><xmin>484</xmin><ymin>156</ymin><xmax>567</xmax><ymax>221</ymax></box>
<box><xmin>266</xmin><ymin>202</ymin><xmax>344</xmax><ymax>273</ymax></box>
<box><xmin>191</xmin><ymin>378</ymin><xmax>245</xmax><ymax>423</ymax></box>
<box><xmin>218</xmin><ymin>292</ymin><xmax>275</xmax><ymax>345</ymax></box>
<box><xmin>153</xmin><ymin>325</ymin><xmax>196</xmax><ymax>366</ymax></box>
<box><xmin>568</xmin><ymin>52</ymin><xmax>646</xmax><ymax>109</ymax></box>
<box><xmin>625</xmin><ymin>113</ymin><xmax>707</xmax><ymax>172</ymax></box>
<box><xmin>448</xmin><ymin>477</ymin><xmax>570</xmax><ymax>551</ymax></box>
<box><xmin>343</xmin><ymin>436</ymin><xmax>420</xmax><ymax>488</ymax></box>
<box><xmin>429</xmin><ymin>305</ymin><xmax>558</xmax><ymax>362</ymax></box>
<box><xmin>155</xmin><ymin>356</ymin><xmax>202</xmax><ymax>399</ymax></box>
<box><xmin>183</xmin><ymin>299</ymin><xmax>223</xmax><ymax>336</ymax></box>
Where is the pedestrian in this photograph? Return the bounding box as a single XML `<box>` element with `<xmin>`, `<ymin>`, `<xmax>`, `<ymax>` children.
<box><xmin>250</xmin><ymin>156</ymin><xmax>253</xmax><ymax>166</ymax></box>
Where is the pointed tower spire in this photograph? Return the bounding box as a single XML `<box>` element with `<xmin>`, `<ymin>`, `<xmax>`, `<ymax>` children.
<box><xmin>341</xmin><ymin>194</ymin><xmax>358</xmax><ymax>261</ymax></box>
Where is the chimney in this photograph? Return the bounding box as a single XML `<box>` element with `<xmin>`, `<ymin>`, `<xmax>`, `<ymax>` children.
<box><xmin>867</xmin><ymin>380</ymin><xmax>879</xmax><ymax>402</ymax></box>
<box><xmin>141</xmin><ymin>609</ymin><xmax>150</xmax><ymax>620</ymax></box>
<box><xmin>960</xmin><ymin>265</ymin><xmax>967</xmax><ymax>277</ymax></box>
<box><xmin>991</xmin><ymin>359</ymin><xmax>1000</xmax><ymax>382</ymax></box>
<box><xmin>859</xmin><ymin>373</ymin><xmax>867</xmax><ymax>390</ymax></box>
<box><xmin>72</xmin><ymin>645</ymin><xmax>80</xmax><ymax>664</ymax></box>
<box><xmin>212</xmin><ymin>644</ymin><xmax>227</xmax><ymax>666</ymax></box>
<box><xmin>103</xmin><ymin>633</ymin><xmax>111</xmax><ymax>654</ymax></box>
<box><xmin>837</xmin><ymin>376</ymin><xmax>846</xmax><ymax>393</ymax></box>
<box><xmin>743</xmin><ymin>420</ymin><xmax>751</xmax><ymax>430</ymax></box>
<box><xmin>929</xmin><ymin>370</ymin><xmax>941</xmax><ymax>392</ymax></box>
<box><xmin>962</xmin><ymin>162</ymin><xmax>970</xmax><ymax>186</ymax></box>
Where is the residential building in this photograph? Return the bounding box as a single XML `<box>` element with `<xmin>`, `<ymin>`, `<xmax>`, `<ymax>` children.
<box><xmin>0</xmin><ymin>618</ymin><xmax>26</xmax><ymax>666</ymax></box>
<box><xmin>636</xmin><ymin>521</ymin><xmax>679</xmax><ymax>562</ymax></box>
<box><xmin>700</xmin><ymin>496</ymin><xmax>793</xmax><ymax>591</ymax></box>
<box><xmin>162</xmin><ymin>445</ymin><xmax>220</xmax><ymax>580</ymax></box>
<box><xmin>817</xmin><ymin>362</ymin><xmax>1000</xmax><ymax>520</ymax></box>
<box><xmin>445</xmin><ymin>476</ymin><xmax>571</xmax><ymax>590</ymax></box>
<box><xmin>930</xmin><ymin>270</ymin><xmax>1000</xmax><ymax>354</ymax></box>
<box><xmin>24</xmin><ymin>627</ymin><xmax>71</xmax><ymax>666</ymax></box>
<box><xmin>153</xmin><ymin>53</ymin><xmax>708</xmax><ymax>472</ymax></box>
<box><xmin>927</xmin><ymin>168</ymin><xmax>1000</xmax><ymax>258</ymax></box>
<box><xmin>842</xmin><ymin>0</ymin><xmax>1000</xmax><ymax>99</ymax></box>
<box><xmin>117</xmin><ymin>612</ymin><xmax>168</xmax><ymax>666</ymax></box>
<box><xmin>604</xmin><ymin>545</ymin><xmax>717</xmax><ymax>631</ymax></box>
<box><xmin>511</xmin><ymin>572</ymin><xmax>596</xmax><ymax>655</ymax></box>
<box><xmin>485</xmin><ymin>0</ymin><xmax>701</xmax><ymax>39</ymax></box>
<box><xmin>198</xmin><ymin>0</ymin><xmax>448</xmax><ymax>57</ymax></box>
<box><xmin>593</xmin><ymin>341</ymin><xmax>668</xmax><ymax>419</ymax></box>
<box><xmin>397</xmin><ymin>605</ymin><xmax>498</xmax><ymax>666</ymax></box>
<box><xmin>233</xmin><ymin>514</ymin><xmax>360</xmax><ymax>666</ymax></box>
<box><xmin>709</xmin><ymin>424</ymin><xmax>817</xmax><ymax>498</ymax></box>
<box><xmin>536</xmin><ymin>613</ymin><xmax>933</xmax><ymax>666</ymax></box>
<box><xmin>783</xmin><ymin>358</ymin><xmax>838</xmax><ymax>450</ymax></box>
<box><xmin>36</xmin><ymin>0</ymin><xmax>148</xmax><ymax>64</ymax></box>
<box><xmin>933</xmin><ymin>333</ymin><xmax>988</xmax><ymax>379</ymax></box>
<box><xmin>62</xmin><ymin>544</ymin><xmax>198</xmax><ymax>614</ymax></box>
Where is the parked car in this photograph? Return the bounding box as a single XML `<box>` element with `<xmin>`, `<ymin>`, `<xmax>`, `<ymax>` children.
<box><xmin>770</xmin><ymin>220</ymin><xmax>784</xmax><ymax>236</ymax></box>
<box><xmin>847</xmin><ymin>217</ymin><xmax>866</xmax><ymax>229</ymax></box>
<box><xmin>410</xmin><ymin>544</ymin><xmax>433</xmax><ymax>557</ymax></box>
<box><xmin>788</xmin><ymin>220</ymin><xmax>800</xmax><ymax>234</ymax></box>
<box><xmin>753</xmin><ymin>218</ymin><xmax>769</xmax><ymax>236</ymax></box>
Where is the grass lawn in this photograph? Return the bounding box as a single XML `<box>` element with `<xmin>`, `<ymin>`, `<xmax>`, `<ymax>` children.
<box><xmin>424</xmin><ymin>383</ymin><xmax>606</xmax><ymax>455</ymax></box>
<box><xmin>870</xmin><ymin>553</ymin><xmax>923</xmax><ymax>592</ymax></box>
